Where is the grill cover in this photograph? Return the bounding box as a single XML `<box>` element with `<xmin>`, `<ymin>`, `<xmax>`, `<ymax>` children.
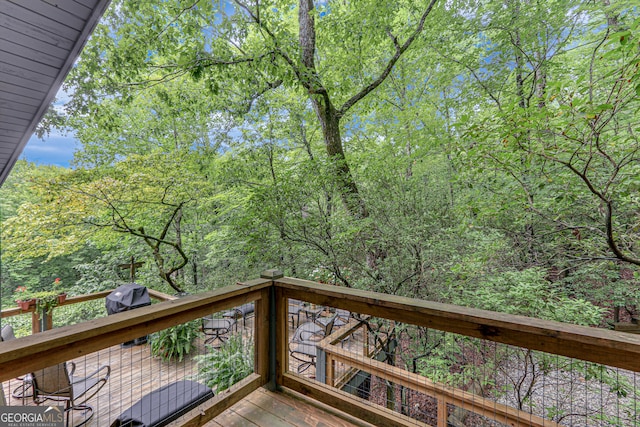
<box><xmin>106</xmin><ymin>283</ymin><xmax>151</xmax><ymax>315</ymax></box>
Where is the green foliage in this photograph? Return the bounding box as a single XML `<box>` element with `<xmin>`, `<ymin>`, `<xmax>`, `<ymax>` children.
<box><xmin>195</xmin><ymin>335</ymin><xmax>254</xmax><ymax>392</ymax></box>
<box><xmin>453</xmin><ymin>268</ymin><xmax>605</xmax><ymax>326</ymax></box>
<box><xmin>53</xmin><ymin>300</ymin><xmax>106</xmax><ymax>328</ymax></box>
<box><xmin>3</xmin><ymin>2</ymin><xmax>640</xmax><ymax>423</ymax></box>
<box><xmin>149</xmin><ymin>320</ymin><xmax>201</xmax><ymax>362</ymax></box>
<box><xmin>33</xmin><ymin>292</ymin><xmax>61</xmax><ymax>315</ymax></box>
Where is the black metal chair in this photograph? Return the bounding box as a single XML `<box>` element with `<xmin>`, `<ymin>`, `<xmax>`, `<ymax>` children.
<box><xmin>222</xmin><ymin>303</ymin><xmax>254</xmax><ymax>330</ymax></box>
<box><xmin>289</xmin><ymin>339</ymin><xmax>318</xmax><ymax>374</ymax></box>
<box><xmin>288</xmin><ymin>299</ymin><xmax>304</xmax><ymax>328</ymax></box>
<box><xmin>289</xmin><ymin>312</ymin><xmax>339</xmax><ymax>374</ymax></box>
<box><xmin>30</xmin><ymin>361</ymin><xmax>110</xmax><ymax>427</ymax></box>
<box><xmin>292</xmin><ymin>311</ymin><xmax>338</xmax><ymax>342</ymax></box>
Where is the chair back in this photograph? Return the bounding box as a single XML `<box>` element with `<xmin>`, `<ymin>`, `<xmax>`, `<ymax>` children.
<box><xmin>321</xmin><ymin>312</ymin><xmax>338</xmax><ymax>335</ymax></box>
<box><xmin>0</xmin><ymin>325</ymin><xmax>16</xmax><ymax>341</ymax></box>
<box><xmin>31</xmin><ymin>363</ymin><xmax>73</xmax><ymax>401</ymax></box>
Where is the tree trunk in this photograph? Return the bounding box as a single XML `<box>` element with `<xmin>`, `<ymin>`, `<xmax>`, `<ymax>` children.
<box><xmin>299</xmin><ymin>0</ymin><xmax>367</xmax><ymax>219</ymax></box>
<box><xmin>174</xmin><ymin>207</ymin><xmax>184</xmax><ymax>283</ymax></box>
<box><xmin>512</xmin><ymin>1</ymin><xmax>536</xmax><ymax>265</ymax></box>
<box><xmin>312</xmin><ymin>97</ymin><xmax>368</xmax><ymax>218</ymax></box>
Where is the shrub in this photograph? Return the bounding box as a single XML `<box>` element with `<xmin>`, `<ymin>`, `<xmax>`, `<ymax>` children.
<box><xmin>149</xmin><ymin>320</ymin><xmax>201</xmax><ymax>362</ymax></box>
<box><xmin>195</xmin><ymin>335</ymin><xmax>253</xmax><ymax>392</ymax></box>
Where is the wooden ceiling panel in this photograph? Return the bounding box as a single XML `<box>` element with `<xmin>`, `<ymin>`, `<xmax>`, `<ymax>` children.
<box><xmin>0</xmin><ymin>128</ymin><xmax>24</xmax><ymax>139</ymax></box>
<box><xmin>0</xmin><ymin>60</ymin><xmax>56</xmax><ymax>87</ymax></box>
<box><xmin>1</xmin><ymin>2</ymin><xmax>80</xmax><ymax>41</ymax></box>
<box><xmin>0</xmin><ymin>99</ymin><xmax>39</xmax><ymax>115</ymax></box>
<box><xmin>0</xmin><ymin>78</ymin><xmax>48</xmax><ymax>101</ymax></box>
<box><xmin>0</xmin><ymin>120</ymin><xmax>29</xmax><ymax>132</ymax></box>
<box><xmin>0</xmin><ymin>90</ymin><xmax>43</xmax><ymax>108</ymax></box>
<box><xmin>0</xmin><ymin>26</ymin><xmax>69</xmax><ymax>60</ymax></box>
<box><xmin>0</xmin><ymin>69</ymin><xmax>52</xmax><ymax>94</ymax></box>
<box><xmin>44</xmin><ymin>0</ymin><xmax>93</xmax><ymax>20</ymax></box>
<box><xmin>23</xmin><ymin>0</ymin><xmax>88</xmax><ymax>31</ymax></box>
<box><xmin>0</xmin><ymin>0</ymin><xmax>111</xmax><ymax>185</ymax></box>
<box><xmin>0</xmin><ymin>50</ymin><xmax>60</xmax><ymax>78</ymax></box>
<box><xmin>0</xmin><ymin>11</ymin><xmax>75</xmax><ymax>50</ymax></box>
<box><xmin>0</xmin><ymin>107</ymin><xmax>37</xmax><ymax>122</ymax></box>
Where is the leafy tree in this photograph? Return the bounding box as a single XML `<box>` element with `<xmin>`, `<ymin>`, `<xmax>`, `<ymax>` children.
<box><xmin>3</xmin><ymin>152</ymin><xmax>214</xmax><ymax>293</ymax></box>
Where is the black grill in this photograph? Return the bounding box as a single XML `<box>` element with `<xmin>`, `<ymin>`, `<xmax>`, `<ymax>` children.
<box><xmin>106</xmin><ymin>283</ymin><xmax>151</xmax><ymax>346</ymax></box>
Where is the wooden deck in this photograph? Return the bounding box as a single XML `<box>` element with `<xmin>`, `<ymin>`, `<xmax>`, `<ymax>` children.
<box><xmin>3</xmin><ymin>339</ymin><xmax>207</xmax><ymax>425</ymax></box>
<box><xmin>1</xmin><ymin>309</ymin><xmax>367</xmax><ymax>426</ymax></box>
<box><xmin>204</xmin><ymin>387</ymin><xmax>373</xmax><ymax>427</ymax></box>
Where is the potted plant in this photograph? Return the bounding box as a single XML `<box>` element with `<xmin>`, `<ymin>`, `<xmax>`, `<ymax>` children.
<box><xmin>32</xmin><ymin>291</ymin><xmax>62</xmax><ymax>315</ymax></box>
<box><xmin>14</xmin><ymin>284</ymin><xmax>66</xmax><ymax>313</ymax></box>
<box><xmin>14</xmin><ymin>286</ymin><xmax>36</xmax><ymax>310</ymax></box>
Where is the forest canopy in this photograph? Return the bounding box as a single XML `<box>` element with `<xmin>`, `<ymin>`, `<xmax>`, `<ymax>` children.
<box><xmin>2</xmin><ymin>0</ymin><xmax>639</xmax><ymax>325</ymax></box>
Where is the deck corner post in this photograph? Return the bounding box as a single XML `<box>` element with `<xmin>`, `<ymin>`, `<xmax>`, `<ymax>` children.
<box><xmin>260</xmin><ymin>269</ymin><xmax>284</xmax><ymax>280</ymax></box>
<box><xmin>267</xmin><ymin>285</ymin><xmax>277</xmax><ymax>392</ymax></box>
<box><xmin>258</xmin><ymin>268</ymin><xmax>283</xmax><ymax>392</ymax></box>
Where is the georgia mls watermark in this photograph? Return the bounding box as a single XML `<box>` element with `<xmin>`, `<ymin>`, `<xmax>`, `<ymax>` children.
<box><xmin>0</xmin><ymin>407</ymin><xmax>64</xmax><ymax>427</ymax></box>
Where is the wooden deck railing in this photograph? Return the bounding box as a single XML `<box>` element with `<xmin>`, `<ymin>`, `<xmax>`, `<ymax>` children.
<box><xmin>1</xmin><ymin>287</ymin><xmax>177</xmax><ymax>334</ymax></box>
<box><xmin>2</xmin><ymin>271</ymin><xmax>640</xmax><ymax>427</ymax></box>
<box><xmin>316</xmin><ymin>328</ymin><xmax>559</xmax><ymax>427</ymax></box>
<box><xmin>273</xmin><ymin>276</ymin><xmax>640</xmax><ymax>427</ymax></box>
<box><xmin>0</xmin><ymin>278</ymin><xmax>273</xmax><ymax>426</ymax></box>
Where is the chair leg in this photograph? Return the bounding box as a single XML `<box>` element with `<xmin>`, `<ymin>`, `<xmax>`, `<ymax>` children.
<box><xmin>67</xmin><ymin>403</ymin><xmax>94</xmax><ymax>427</ymax></box>
<box><xmin>12</xmin><ymin>378</ymin><xmax>33</xmax><ymax>404</ymax></box>
<box><xmin>204</xmin><ymin>329</ymin><xmax>230</xmax><ymax>348</ymax></box>
<box><xmin>297</xmin><ymin>359</ymin><xmax>316</xmax><ymax>373</ymax></box>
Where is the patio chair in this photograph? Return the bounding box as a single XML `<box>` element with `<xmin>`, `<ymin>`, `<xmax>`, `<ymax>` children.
<box><xmin>0</xmin><ymin>325</ymin><xmax>34</xmax><ymax>402</ymax></box>
<box><xmin>30</xmin><ymin>361</ymin><xmax>111</xmax><ymax>427</ymax></box>
<box><xmin>222</xmin><ymin>303</ymin><xmax>254</xmax><ymax>329</ymax></box>
<box><xmin>288</xmin><ymin>299</ymin><xmax>304</xmax><ymax>328</ymax></box>
<box><xmin>292</xmin><ymin>311</ymin><xmax>338</xmax><ymax>343</ymax></box>
<box><xmin>289</xmin><ymin>339</ymin><xmax>318</xmax><ymax>374</ymax></box>
<box><xmin>202</xmin><ymin>316</ymin><xmax>236</xmax><ymax>347</ymax></box>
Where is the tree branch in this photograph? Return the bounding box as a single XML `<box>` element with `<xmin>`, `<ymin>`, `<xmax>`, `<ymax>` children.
<box><xmin>338</xmin><ymin>0</ymin><xmax>439</xmax><ymax>118</ymax></box>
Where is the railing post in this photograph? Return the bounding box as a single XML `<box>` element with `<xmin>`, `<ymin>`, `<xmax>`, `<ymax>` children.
<box><xmin>316</xmin><ymin>346</ymin><xmax>326</xmax><ymax>384</ymax></box>
<box><xmin>32</xmin><ymin>310</ymin><xmax>52</xmax><ymax>334</ymax></box>
<box><xmin>326</xmin><ymin>353</ymin><xmax>335</xmax><ymax>388</ymax></box>
<box><xmin>437</xmin><ymin>398</ymin><xmax>447</xmax><ymax>427</ymax></box>
<box><xmin>260</xmin><ymin>269</ymin><xmax>284</xmax><ymax>391</ymax></box>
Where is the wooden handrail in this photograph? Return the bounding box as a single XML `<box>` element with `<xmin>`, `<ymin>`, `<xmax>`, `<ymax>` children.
<box><xmin>1</xmin><ymin>288</ymin><xmax>178</xmax><ymax>320</ymax></box>
<box><xmin>0</xmin><ymin>279</ymin><xmax>272</xmax><ymax>382</ymax></box>
<box><xmin>274</xmin><ymin>277</ymin><xmax>640</xmax><ymax>372</ymax></box>
<box><xmin>2</xmin><ymin>287</ymin><xmax>179</xmax><ymax>334</ymax></box>
<box><xmin>275</xmin><ymin>277</ymin><xmax>640</xmax><ymax>427</ymax></box>
<box><xmin>322</xmin><ymin>342</ymin><xmax>560</xmax><ymax>427</ymax></box>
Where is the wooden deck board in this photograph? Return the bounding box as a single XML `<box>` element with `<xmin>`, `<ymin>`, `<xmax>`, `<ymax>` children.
<box><xmin>205</xmin><ymin>388</ymin><xmax>373</xmax><ymax>427</ymax></box>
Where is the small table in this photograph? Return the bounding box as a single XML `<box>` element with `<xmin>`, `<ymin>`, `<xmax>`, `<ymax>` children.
<box><xmin>300</xmin><ymin>305</ymin><xmax>324</xmax><ymax>323</ymax></box>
